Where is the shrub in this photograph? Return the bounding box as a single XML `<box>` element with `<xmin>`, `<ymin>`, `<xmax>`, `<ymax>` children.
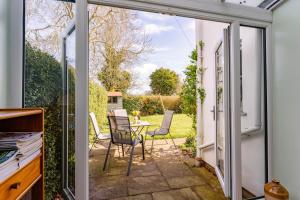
<box><xmin>89</xmin><ymin>82</ymin><xmax>108</xmax><ymax>142</ymax></box>
<box><xmin>24</xmin><ymin>42</ymin><xmax>63</xmax><ymax>200</ymax></box>
<box><xmin>123</xmin><ymin>95</ymin><xmax>182</xmax><ymax>115</ymax></box>
<box><xmin>140</xmin><ymin>96</ymin><xmax>164</xmax><ymax>115</ymax></box>
<box><xmin>161</xmin><ymin>96</ymin><xmax>182</xmax><ymax>113</ymax></box>
<box><xmin>180</xmin><ymin>50</ymin><xmax>197</xmax><ymax>125</ymax></box>
<box><xmin>123</xmin><ymin>95</ymin><xmax>143</xmax><ymax>114</ymax></box>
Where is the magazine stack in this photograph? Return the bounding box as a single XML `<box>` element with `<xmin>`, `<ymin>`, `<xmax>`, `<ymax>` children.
<box><xmin>0</xmin><ymin>132</ymin><xmax>43</xmax><ymax>182</ymax></box>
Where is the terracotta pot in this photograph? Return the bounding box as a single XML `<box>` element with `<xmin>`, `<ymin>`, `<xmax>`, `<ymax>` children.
<box><xmin>264</xmin><ymin>179</ymin><xmax>289</xmax><ymax>200</ymax></box>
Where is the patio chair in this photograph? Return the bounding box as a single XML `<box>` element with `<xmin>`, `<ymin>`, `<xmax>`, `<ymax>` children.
<box><xmin>113</xmin><ymin>109</ymin><xmax>128</xmax><ymax>117</ymax></box>
<box><xmin>145</xmin><ymin>110</ymin><xmax>175</xmax><ymax>153</ymax></box>
<box><xmin>89</xmin><ymin>112</ymin><xmax>111</xmax><ymax>152</ymax></box>
<box><xmin>114</xmin><ymin>109</ymin><xmax>137</xmax><ymax>133</ymax></box>
<box><xmin>103</xmin><ymin>115</ymin><xmax>145</xmax><ymax>176</ymax></box>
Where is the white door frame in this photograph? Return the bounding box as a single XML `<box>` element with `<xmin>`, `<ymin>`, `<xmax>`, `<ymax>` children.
<box><xmin>75</xmin><ymin>1</ymin><xmax>273</xmax><ymax>199</ymax></box>
<box><xmin>230</xmin><ymin>21</ymin><xmax>242</xmax><ymax>200</ymax></box>
<box><xmin>75</xmin><ymin>0</ymin><xmax>89</xmax><ymax>200</ymax></box>
<box><xmin>214</xmin><ymin>26</ymin><xmax>231</xmax><ymax>197</ymax></box>
<box><xmin>61</xmin><ymin>20</ymin><xmax>76</xmax><ymax>199</ymax></box>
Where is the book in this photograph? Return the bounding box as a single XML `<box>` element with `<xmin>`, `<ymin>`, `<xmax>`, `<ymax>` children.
<box><xmin>18</xmin><ymin>149</ymin><xmax>41</xmax><ymax>168</ymax></box>
<box><xmin>0</xmin><ymin>150</ymin><xmax>19</xmax><ymax>169</ymax></box>
<box><xmin>0</xmin><ymin>160</ymin><xmax>19</xmax><ymax>183</ymax></box>
<box><xmin>0</xmin><ymin>132</ymin><xmax>42</xmax><ymax>150</ymax></box>
<box><xmin>0</xmin><ymin>132</ymin><xmax>42</xmax><ymax>183</ymax></box>
<box><xmin>18</xmin><ymin>138</ymin><xmax>42</xmax><ymax>155</ymax></box>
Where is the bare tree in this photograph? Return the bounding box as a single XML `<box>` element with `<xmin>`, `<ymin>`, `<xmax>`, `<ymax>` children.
<box><xmin>25</xmin><ymin>1</ymin><xmax>151</xmax><ymax>85</ymax></box>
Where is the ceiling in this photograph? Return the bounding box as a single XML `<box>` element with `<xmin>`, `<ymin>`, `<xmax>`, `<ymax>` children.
<box><xmin>225</xmin><ymin>0</ymin><xmax>265</xmax><ymax>7</ymax></box>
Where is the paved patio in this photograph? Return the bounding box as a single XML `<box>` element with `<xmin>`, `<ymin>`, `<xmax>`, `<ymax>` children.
<box><xmin>89</xmin><ymin>138</ymin><xmax>228</xmax><ymax>200</ymax></box>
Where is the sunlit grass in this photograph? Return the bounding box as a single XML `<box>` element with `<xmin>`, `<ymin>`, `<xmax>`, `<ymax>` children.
<box><xmin>100</xmin><ymin>114</ymin><xmax>194</xmax><ymax>139</ymax></box>
<box><xmin>137</xmin><ymin>114</ymin><xmax>194</xmax><ymax>139</ymax></box>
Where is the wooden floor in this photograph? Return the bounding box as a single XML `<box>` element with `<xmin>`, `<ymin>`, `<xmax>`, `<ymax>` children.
<box><xmin>89</xmin><ymin>138</ymin><xmax>228</xmax><ymax>200</ymax></box>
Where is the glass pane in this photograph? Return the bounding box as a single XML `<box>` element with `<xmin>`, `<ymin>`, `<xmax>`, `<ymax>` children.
<box><xmin>215</xmin><ymin>42</ymin><xmax>225</xmax><ymax>177</ymax></box>
<box><xmin>240</xmin><ymin>26</ymin><xmax>265</xmax><ymax>199</ymax></box>
<box><xmin>66</xmin><ymin>30</ymin><xmax>76</xmax><ymax>195</ymax></box>
<box><xmin>24</xmin><ymin>0</ymin><xmax>75</xmax><ymax>198</ymax></box>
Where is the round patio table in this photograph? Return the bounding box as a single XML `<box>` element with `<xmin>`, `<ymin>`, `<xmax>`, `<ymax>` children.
<box><xmin>130</xmin><ymin>121</ymin><xmax>152</xmax><ymax>136</ymax></box>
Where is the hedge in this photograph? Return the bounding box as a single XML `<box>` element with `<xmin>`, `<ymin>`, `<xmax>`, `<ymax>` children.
<box><xmin>24</xmin><ymin>43</ymin><xmax>63</xmax><ymax>199</ymax></box>
<box><xmin>89</xmin><ymin>81</ymin><xmax>108</xmax><ymax>142</ymax></box>
<box><xmin>123</xmin><ymin>95</ymin><xmax>182</xmax><ymax>115</ymax></box>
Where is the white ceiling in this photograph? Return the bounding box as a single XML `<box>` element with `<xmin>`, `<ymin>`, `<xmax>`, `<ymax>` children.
<box><xmin>225</xmin><ymin>0</ymin><xmax>265</xmax><ymax>7</ymax></box>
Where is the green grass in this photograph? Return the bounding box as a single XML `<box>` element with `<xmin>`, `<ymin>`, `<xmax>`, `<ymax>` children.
<box><xmin>99</xmin><ymin>114</ymin><xmax>194</xmax><ymax>139</ymax></box>
<box><xmin>138</xmin><ymin>114</ymin><xmax>194</xmax><ymax>139</ymax></box>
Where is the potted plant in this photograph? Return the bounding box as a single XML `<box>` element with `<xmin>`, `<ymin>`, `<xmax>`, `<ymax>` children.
<box><xmin>132</xmin><ymin>110</ymin><xmax>140</xmax><ymax>124</ymax></box>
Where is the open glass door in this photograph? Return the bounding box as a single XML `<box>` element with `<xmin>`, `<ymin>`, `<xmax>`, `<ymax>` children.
<box><xmin>215</xmin><ymin>26</ymin><xmax>231</xmax><ymax>197</ymax></box>
<box><xmin>62</xmin><ymin>22</ymin><xmax>76</xmax><ymax>199</ymax></box>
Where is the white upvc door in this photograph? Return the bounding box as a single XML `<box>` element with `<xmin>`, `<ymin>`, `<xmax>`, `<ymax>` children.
<box><xmin>214</xmin><ymin>25</ymin><xmax>231</xmax><ymax>198</ymax></box>
<box><xmin>62</xmin><ymin>21</ymin><xmax>76</xmax><ymax>199</ymax></box>
<box><xmin>214</xmin><ymin>22</ymin><xmax>242</xmax><ymax>200</ymax></box>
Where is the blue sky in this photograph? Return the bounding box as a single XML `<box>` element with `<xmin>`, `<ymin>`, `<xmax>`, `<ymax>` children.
<box><xmin>129</xmin><ymin>11</ymin><xmax>196</xmax><ymax>94</ymax></box>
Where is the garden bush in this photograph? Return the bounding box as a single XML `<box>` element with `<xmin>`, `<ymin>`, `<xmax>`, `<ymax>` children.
<box><xmin>89</xmin><ymin>81</ymin><xmax>108</xmax><ymax>142</ymax></box>
<box><xmin>123</xmin><ymin>95</ymin><xmax>182</xmax><ymax>115</ymax></box>
<box><xmin>161</xmin><ymin>96</ymin><xmax>182</xmax><ymax>113</ymax></box>
<box><xmin>140</xmin><ymin>96</ymin><xmax>164</xmax><ymax>115</ymax></box>
<box><xmin>123</xmin><ymin>95</ymin><xmax>143</xmax><ymax>114</ymax></box>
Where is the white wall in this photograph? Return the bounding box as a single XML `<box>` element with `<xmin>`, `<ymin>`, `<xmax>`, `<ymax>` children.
<box><xmin>196</xmin><ymin>20</ymin><xmax>266</xmax><ymax>197</ymax></box>
<box><xmin>196</xmin><ymin>20</ymin><xmax>228</xmax><ymax>166</ymax></box>
<box><xmin>0</xmin><ymin>1</ymin><xmax>23</xmax><ymax>108</ymax></box>
<box><xmin>0</xmin><ymin>1</ymin><xmax>8</xmax><ymax>107</ymax></box>
<box><xmin>272</xmin><ymin>0</ymin><xmax>300</xmax><ymax>199</ymax></box>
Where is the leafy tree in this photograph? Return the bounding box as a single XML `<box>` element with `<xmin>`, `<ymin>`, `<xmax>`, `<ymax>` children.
<box><xmin>26</xmin><ymin>1</ymin><xmax>151</xmax><ymax>82</ymax></box>
<box><xmin>180</xmin><ymin>48</ymin><xmax>197</xmax><ymax>123</ymax></box>
<box><xmin>98</xmin><ymin>42</ymin><xmax>132</xmax><ymax>92</ymax></box>
<box><xmin>150</xmin><ymin>68</ymin><xmax>179</xmax><ymax>95</ymax></box>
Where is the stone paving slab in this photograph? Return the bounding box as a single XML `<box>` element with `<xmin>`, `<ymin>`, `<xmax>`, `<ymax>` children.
<box><xmin>130</xmin><ymin>159</ymin><xmax>161</xmax><ymax>177</ymax></box>
<box><xmin>127</xmin><ymin>175</ymin><xmax>169</xmax><ymax>195</ymax></box>
<box><xmin>166</xmin><ymin>175</ymin><xmax>206</xmax><ymax>189</ymax></box>
<box><xmin>152</xmin><ymin>188</ymin><xmax>200</xmax><ymax>200</ymax></box>
<box><xmin>89</xmin><ymin>176</ymin><xmax>128</xmax><ymax>200</ymax></box>
<box><xmin>191</xmin><ymin>167</ymin><xmax>223</xmax><ymax>192</ymax></box>
<box><xmin>156</xmin><ymin>160</ymin><xmax>195</xmax><ymax>178</ymax></box>
<box><xmin>192</xmin><ymin>185</ymin><xmax>228</xmax><ymax>200</ymax></box>
<box><xmin>112</xmin><ymin>194</ymin><xmax>153</xmax><ymax>200</ymax></box>
<box><xmin>89</xmin><ymin>138</ymin><xmax>227</xmax><ymax>200</ymax></box>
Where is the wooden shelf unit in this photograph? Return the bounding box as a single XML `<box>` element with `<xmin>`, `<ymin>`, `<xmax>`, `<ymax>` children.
<box><xmin>0</xmin><ymin>108</ymin><xmax>44</xmax><ymax>200</ymax></box>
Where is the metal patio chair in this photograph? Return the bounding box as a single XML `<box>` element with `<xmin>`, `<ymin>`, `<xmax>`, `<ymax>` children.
<box><xmin>89</xmin><ymin>112</ymin><xmax>111</xmax><ymax>152</ymax></box>
<box><xmin>113</xmin><ymin>109</ymin><xmax>128</xmax><ymax>117</ymax></box>
<box><xmin>103</xmin><ymin>115</ymin><xmax>145</xmax><ymax>176</ymax></box>
<box><xmin>145</xmin><ymin>110</ymin><xmax>176</xmax><ymax>153</ymax></box>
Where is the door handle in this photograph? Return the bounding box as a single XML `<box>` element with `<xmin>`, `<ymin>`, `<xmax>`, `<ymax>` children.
<box><xmin>211</xmin><ymin>106</ymin><xmax>216</xmax><ymax>121</ymax></box>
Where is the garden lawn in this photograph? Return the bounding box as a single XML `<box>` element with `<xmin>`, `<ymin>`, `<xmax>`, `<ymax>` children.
<box><xmin>139</xmin><ymin>114</ymin><xmax>194</xmax><ymax>139</ymax></box>
<box><xmin>99</xmin><ymin>114</ymin><xmax>194</xmax><ymax>140</ymax></box>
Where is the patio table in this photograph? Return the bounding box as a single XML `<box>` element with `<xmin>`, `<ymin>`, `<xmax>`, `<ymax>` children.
<box><xmin>131</xmin><ymin>121</ymin><xmax>152</xmax><ymax>135</ymax></box>
<box><xmin>131</xmin><ymin>121</ymin><xmax>157</xmax><ymax>142</ymax></box>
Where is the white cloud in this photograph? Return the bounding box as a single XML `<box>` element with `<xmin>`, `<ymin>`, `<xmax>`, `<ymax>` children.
<box><xmin>153</xmin><ymin>47</ymin><xmax>171</xmax><ymax>52</ymax></box>
<box><xmin>144</xmin><ymin>24</ymin><xmax>174</xmax><ymax>35</ymax></box>
<box><xmin>129</xmin><ymin>63</ymin><xmax>160</xmax><ymax>94</ymax></box>
<box><xmin>136</xmin><ymin>63</ymin><xmax>159</xmax><ymax>75</ymax></box>
<box><xmin>139</xmin><ymin>12</ymin><xmax>173</xmax><ymax>21</ymax></box>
